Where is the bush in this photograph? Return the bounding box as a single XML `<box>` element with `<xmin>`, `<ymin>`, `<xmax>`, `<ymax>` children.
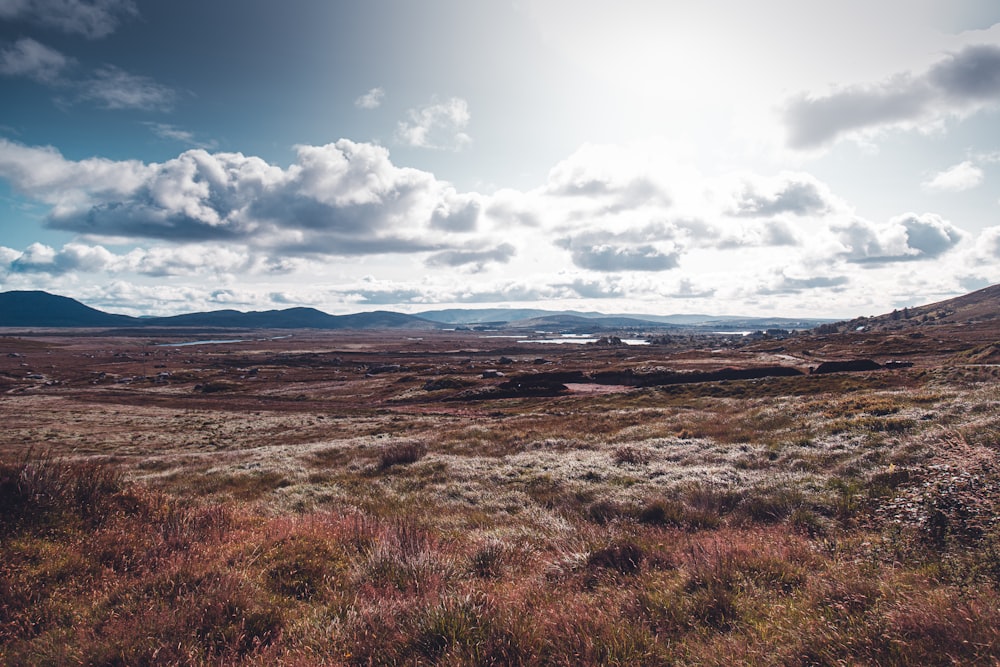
<box><xmin>469</xmin><ymin>540</ymin><xmax>507</xmax><ymax>579</ymax></box>
<box><xmin>638</xmin><ymin>499</ymin><xmax>685</xmax><ymax>527</ymax></box>
<box><xmin>612</xmin><ymin>445</ymin><xmax>652</xmax><ymax>465</ymax></box>
<box><xmin>378</xmin><ymin>441</ymin><xmax>428</xmax><ymax>469</ymax></box>
<box><xmin>587</xmin><ymin>541</ymin><xmax>645</xmax><ymax>575</ymax></box>
<box><xmin>0</xmin><ymin>450</ymin><xmax>127</xmax><ymax>534</ymax></box>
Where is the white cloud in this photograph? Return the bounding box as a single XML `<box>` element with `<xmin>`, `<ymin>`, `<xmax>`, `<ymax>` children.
<box><xmin>0</xmin><ymin>38</ymin><xmax>175</xmax><ymax>115</ymax></box>
<box><xmin>0</xmin><ymin>241</ymin><xmax>300</xmax><ymax>278</ymax></box>
<box><xmin>396</xmin><ymin>97</ymin><xmax>471</xmax><ymax>150</ymax></box>
<box><xmin>4</xmin><ymin>241</ymin><xmax>115</xmax><ymax>274</ymax></box>
<box><xmin>921</xmin><ymin>160</ymin><xmax>985</xmax><ymax>192</ymax></box>
<box><xmin>973</xmin><ymin>225</ymin><xmax>1000</xmax><ymax>261</ymax></box>
<box><xmin>726</xmin><ymin>172</ymin><xmax>837</xmax><ymax>217</ymax></box>
<box><xmin>0</xmin><ymin>38</ymin><xmax>71</xmax><ymax>83</ymax></box>
<box><xmin>0</xmin><ymin>135</ymin><xmax>983</xmax><ymax>317</ymax></box>
<box><xmin>0</xmin><ymin>0</ymin><xmax>137</xmax><ymax>39</ymax></box>
<box><xmin>354</xmin><ymin>87</ymin><xmax>384</xmax><ymax>109</ymax></box>
<box><xmin>0</xmin><ymin>138</ymin><xmax>494</xmax><ymax>257</ymax></box>
<box><xmin>785</xmin><ymin>44</ymin><xmax>1000</xmax><ymax>149</ymax></box>
<box><xmin>143</xmin><ymin>123</ymin><xmax>217</xmax><ymax>149</ymax></box>
<box><xmin>555</xmin><ymin>228</ymin><xmax>681</xmax><ymax>272</ymax></box>
<box><xmin>424</xmin><ymin>243</ymin><xmax>516</xmax><ymax>272</ymax></box>
<box><xmin>543</xmin><ymin>142</ymin><xmax>672</xmax><ymax>208</ymax></box>
<box><xmin>0</xmin><ymin>138</ymin><xmax>154</xmax><ymax>213</ymax></box>
<box><xmin>833</xmin><ymin>212</ymin><xmax>963</xmax><ymax>264</ymax></box>
<box><xmin>80</xmin><ymin>65</ymin><xmax>177</xmax><ymax>111</ymax></box>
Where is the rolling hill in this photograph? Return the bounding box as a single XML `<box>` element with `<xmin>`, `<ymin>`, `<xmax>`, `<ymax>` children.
<box><xmin>816</xmin><ymin>283</ymin><xmax>1000</xmax><ymax>334</ymax></box>
<box><xmin>0</xmin><ymin>291</ymin><xmax>440</xmax><ymax>330</ymax></box>
<box><xmin>9</xmin><ymin>285</ymin><xmax>996</xmax><ymax>333</ymax></box>
<box><xmin>0</xmin><ymin>291</ymin><xmax>137</xmax><ymax>328</ymax></box>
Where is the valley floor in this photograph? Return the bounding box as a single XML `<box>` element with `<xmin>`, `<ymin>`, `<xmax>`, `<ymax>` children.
<box><xmin>2</xmin><ymin>328</ymin><xmax>999</xmax><ymax>665</ymax></box>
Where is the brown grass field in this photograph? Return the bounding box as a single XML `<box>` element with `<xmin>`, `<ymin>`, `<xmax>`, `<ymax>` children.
<box><xmin>2</xmin><ymin>324</ymin><xmax>1000</xmax><ymax>665</ymax></box>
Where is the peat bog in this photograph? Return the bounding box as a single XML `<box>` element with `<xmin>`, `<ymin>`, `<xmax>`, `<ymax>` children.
<box><xmin>2</xmin><ymin>323</ymin><xmax>1000</xmax><ymax>665</ymax></box>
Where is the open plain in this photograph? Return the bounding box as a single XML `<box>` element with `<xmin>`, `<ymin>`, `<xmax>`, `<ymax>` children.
<box><xmin>2</xmin><ymin>322</ymin><xmax>1000</xmax><ymax>665</ymax></box>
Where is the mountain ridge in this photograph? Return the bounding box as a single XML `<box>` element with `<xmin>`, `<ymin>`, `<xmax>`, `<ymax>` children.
<box><xmin>11</xmin><ymin>288</ymin><xmax>996</xmax><ymax>331</ymax></box>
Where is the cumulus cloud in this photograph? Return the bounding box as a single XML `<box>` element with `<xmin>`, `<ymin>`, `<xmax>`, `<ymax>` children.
<box><xmin>0</xmin><ymin>138</ymin><xmax>493</xmax><ymax>258</ymax></box>
<box><xmin>0</xmin><ymin>138</ymin><xmax>153</xmax><ymax>211</ymax></box>
<box><xmin>729</xmin><ymin>174</ymin><xmax>834</xmax><ymax>217</ymax></box>
<box><xmin>717</xmin><ymin>219</ymin><xmax>799</xmax><ymax>248</ymax></box>
<box><xmin>79</xmin><ymin>65</ymin><xmax>176</xmax><ymax>111</ymax></box>
<box><xmin>425</xmin><ymin>243</ymin><xmax>515</xmax><ymax>270</ymax></box>
<box><xmin>0</xmin><ymin>38</ymin><xmax>71</xmax><ymax>83</ymax></box>
<box><xmin>5</xmin><ymin>241</ymin><xmax>110</xmax><ymax>274</ymax></box>
<box><xmin>759</xmin><ymin>272</ymin><xmax>850</xmax><ymax>295</ymax></box>
<box><xmin>785</xmin><ymin>44</ymin><xmax>1000</xmax><ymax>149</ymax></box>
<box><xmin>396</xmin><ymin>97</ymin><xmax>471</xmax><ymax>150</ymax></box>
<box><xmin>557</xmin><ymin>238</ymin><xmax>680</xmax><ymax>272</ymax></box>
<box><xmin>672</xmin><ymin>278</ymin><xmax>716</xmax><ymax>299</ymax></box>
<box><xmin>555</xmin><ymin>277</ymin><xmax>625</xmax><ymax>299</ymax></box>
<box><xmin>0</xmin><ymin>133</ymin><xmax>979</xmax><ymax>314</ymax></box>
<box><xmin>921</xmin><ymin>160</ymin><xmax>984</xmax><ymax>193</ymax></box>
<box><xmin>973</xmin><ymin>225</ymin><xmax>1000</xmax><ymax>261</ymax></box>
<box><xmin>834</xmin><ymin>212</ymin><xmax>963</xmax><ymax>264</ymax></box>
<box><xmin>355</xmin><ymin>87</ymin><xmax>384</xmax><ymax>109</ymax></box>
<box><xmin>0</xmin><ymin>0</ymin><xmax>137</xmax><ymax>39</ymax></box>
<box><xmin>484</xmin><ymin>194</ymin><xmax>542</xmax><ymax>227</ymax></box>
<box><xmin>544</xmin><ymin>142</ymin><xmax>672</xmax><ymax>211</ymax></box>
<box><xmin>0</xmin><ymin>241</ymin><xmax>302</xmax><ymax>278</ymax></box>
<box><xmin>430</xmin><ymin>194</ymin><xmax>481</xmax><ymax>232</ymax></box>
<box><xmin>331</xmin><ymin>278</ymin><xmax>563</xmax><ymax>306</ymax></box>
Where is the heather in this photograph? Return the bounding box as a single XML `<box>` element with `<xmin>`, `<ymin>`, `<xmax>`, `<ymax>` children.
<box><xmin>2</xmin><ymin>329</ymin><xmax>999</xmax><ymax>665</ymax></box>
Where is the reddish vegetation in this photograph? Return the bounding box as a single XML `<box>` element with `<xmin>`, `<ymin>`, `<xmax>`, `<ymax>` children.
<box><xmin>2</xmin><ymin>320</ymin><xmax>1000</xmax><ymax>664</ymax></box>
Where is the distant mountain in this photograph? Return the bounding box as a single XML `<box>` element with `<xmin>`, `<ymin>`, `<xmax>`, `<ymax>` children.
<box><xmin>145</xmin><ymin>307</ymin><xmax>342</xmax><ymax>329</ymax></box>
<box><xmin>416</xmin><ymin>307</ymin><xmax>833</xmax><ymax>329</ymax></box>
<box><xmin>0</xmin><ymin>289</ymin><xmax>837</xmax><ymax>331</ymax></box>
<box><xmin>0</xmin><ymin>291</ymin><xmax>440</xmax><ymax>330</ymax></box>
<box><xmin>0</xmin><ymin>291</ymin><xmax>136</xmax><ymax>327</ymax></box>
<box><xmin>333</xmin><ymin>310</ymin><xmax>440</xmax><ymax>330</ymax></box>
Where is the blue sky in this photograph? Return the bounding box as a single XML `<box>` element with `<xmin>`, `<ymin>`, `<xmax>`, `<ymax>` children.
<box><xmin>1</xmin><ymin>0</ymin><xmax>1000</xmax><ymax>318</ymax></box>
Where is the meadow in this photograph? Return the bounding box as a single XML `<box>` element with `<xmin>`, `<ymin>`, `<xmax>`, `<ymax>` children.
<box><xmin>1</xmin><ymin>327</ymin><xmax>999</xmax><ymax>665</ymax></box>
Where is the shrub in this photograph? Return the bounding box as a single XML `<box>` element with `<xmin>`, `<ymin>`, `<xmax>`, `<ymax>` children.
<box><xmin>734</xmin><ymin>487</ymin><xmax>804</xmax><ymax>525</ymax></box>
<box><xmin>469</xmin><ymin>540</ymin><xmax>507</xmax><ymax>579</ymax></box>
<box><xmin>638</xmin><ymin>498</ymin><xmax>685</xmax><ymax>527</ymax></box>
<box><xmin>587</xmin><ymin>541</ymin><xmax>645</xmax><ymax>575</ymax></box>
<box><xmin>378</xmin><ymin>441</ymin><xmax>428</xmax><ymax>469</ymax></box>
<box><xmin>588</xmin><ymin>499</ymin><xmax>629</xmax><ymax>524</ymax></box>
<box><xmin>612</xmin><ymin>445</ymin><xmax>651</xmax><ymax>466</ymax></box>
<box><xmin>0</xmin><ymin>450</ymin><xmax>127</xmax><ymax>534</ymax></box>
<box><xmin>411</xmin><ymin>594</ymin><xmax>487</xmax><ymax>660</ymax></box>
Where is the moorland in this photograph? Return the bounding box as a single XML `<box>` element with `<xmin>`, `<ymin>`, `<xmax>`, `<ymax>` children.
<box><xmin>2</xmin><ymin>287</ymin><xmax>1000</xmax><ymax>665</ymax></box>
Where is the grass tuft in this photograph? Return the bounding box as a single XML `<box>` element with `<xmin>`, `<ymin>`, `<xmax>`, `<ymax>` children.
<box><xmin>377</xmin><ymin>441</ymin><xmax>428</xmax><ymax>469</ymax></box>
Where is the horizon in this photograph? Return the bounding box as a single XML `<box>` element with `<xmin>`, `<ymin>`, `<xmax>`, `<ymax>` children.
<box><xmin>2</xmin><ymin>2</ymin><xmax>1000</xmax><ymax>319</ymax></box>
<box><xmin>2</xmin><ymin>288</ymin><xmax>841</xmax><ymax>323</ymax></box>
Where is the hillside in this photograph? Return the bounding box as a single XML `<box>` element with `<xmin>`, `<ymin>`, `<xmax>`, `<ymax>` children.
<box><xmin>0</xmin><ymin>291</ymin><xmax>440</xmax><ymax>330</ymax></box>
<box><xmin>815</xmin><ymin>283</ymin><xmax>1000</xmax><ymax>334</ymax></box>
<box><xmin>0</xmin><ymin>291</ymin><xmax>136</xmax><ymax>327</ymax></box>
<box><xmin>1</xmin><ymin>290</ymin><xmax>833</xmax><ymax>332</ymax></box>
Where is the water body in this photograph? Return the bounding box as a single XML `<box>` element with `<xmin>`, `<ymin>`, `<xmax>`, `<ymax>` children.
<box><xmin>517</xmin><ymin>337</ymin><xmax>650</xmax><ymax>345</ymax></box>
<box><xmin>158</xmin><ymin>335</ymin><xmax>293</xmax><ymax>348</ymax></box>
<box><xmin>158</xmin><ymin>339</ymin><xmax>248</xmax><ymax>347</ymax></box>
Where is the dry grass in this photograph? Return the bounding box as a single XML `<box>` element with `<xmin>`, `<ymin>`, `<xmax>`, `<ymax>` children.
<box><xmin>3</xmin><ymin>331</ymin><xmax>1000</xmax><ymax>664</ymax></box>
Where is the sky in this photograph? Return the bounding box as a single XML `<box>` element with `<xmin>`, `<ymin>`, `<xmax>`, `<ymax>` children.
<box><xmin>1</xmin><ymin>0</ymin><xmax>1000</xmax><ymax>319</ymax></box>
